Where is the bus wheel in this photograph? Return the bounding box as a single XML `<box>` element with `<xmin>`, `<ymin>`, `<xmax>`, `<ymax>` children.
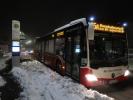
<box><xmin>56</xmin><ymin>60</ymin><xmax>62</xmax><ymax>73</ymax></box>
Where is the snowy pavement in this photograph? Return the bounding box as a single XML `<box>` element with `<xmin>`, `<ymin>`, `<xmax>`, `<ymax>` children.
<box><xmin>0</xmin><ymin>55</ymin><xmax>7</xmax><ymax>99</ymax></box>
<box><xmin>0</xmin><ymin>55</ymin><xmax>7</xmax><ymax>97</ymax></box>
<box><xmin>0</xmin><ymin>76</ymin><xmax>6</xmax><ymax>100</ymax></box>
<box><xmin>12</xmin><ymin>60</ymin><xmax>114</xmax><ymax>100</ymax></box>
<box><xmin>0</xmin><ymin>57</ymin><xmax>7</xmax><ymax>71</ymax></box>
<box><xmin>0</xmin><ymin>53</ymin><xmax>11</xmax><ymax>70</ymax></box>
<box><xmin>0</xmin><ymin>76</ymin><xmax>6</xmax><ymax>87</ymax></box>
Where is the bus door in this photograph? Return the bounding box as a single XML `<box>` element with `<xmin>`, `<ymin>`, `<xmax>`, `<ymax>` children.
<box><xmin>65</xmin><ymin>29</ymin><xmax>81</xmax><ymax>81</ymax></box>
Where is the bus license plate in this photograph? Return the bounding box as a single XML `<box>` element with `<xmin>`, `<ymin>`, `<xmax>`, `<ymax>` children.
<box><xmin>109</xmin><ymin>80</ymin><xmax>118</xmax><ymax>84</ymax></box>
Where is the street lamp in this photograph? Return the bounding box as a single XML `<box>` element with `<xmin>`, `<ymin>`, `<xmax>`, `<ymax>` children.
<box><xmin>89</xmin><ymin>16</ymin><xmax>95</xmax><ymax>22</ymax></box>
<box><xmin>123</xmin><ymin>22</ymin><xmax>128</xmax><ymax>27</ymax></box>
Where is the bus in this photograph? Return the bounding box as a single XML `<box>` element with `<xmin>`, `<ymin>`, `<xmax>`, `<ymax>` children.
<box><xmin>35</xmin><ymin>18</ymin><xmax>130</xmax><ymax>87</ymax></box>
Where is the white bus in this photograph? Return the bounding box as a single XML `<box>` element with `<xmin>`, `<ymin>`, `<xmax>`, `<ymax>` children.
<box><xmin>35</xmin><ymin>18</ymin><xmax>130</xmax><ymax>87</ymax></box>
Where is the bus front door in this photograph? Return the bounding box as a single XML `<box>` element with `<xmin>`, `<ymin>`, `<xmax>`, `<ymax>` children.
<box><xmin>65</xmin><ymin>33</ymin><xmax>81</xmax><ymax>81</ymax></box>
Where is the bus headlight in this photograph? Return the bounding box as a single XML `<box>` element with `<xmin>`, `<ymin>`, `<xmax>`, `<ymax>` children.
<box><xmin>124</xmin><ymin>70</ymin><xmax>130</xmax><ymax>76</ymax></box>
<box><xmin>85</xmin><ymin>74</ymin><xmax>98</xmax><ymax>82</ymax></box>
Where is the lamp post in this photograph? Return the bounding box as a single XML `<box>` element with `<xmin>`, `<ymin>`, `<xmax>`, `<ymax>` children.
<box><xmin>123</xmin><ymin>22</ymin><xmax>128</xmax><ymax>27</ymax></box>
<box><xmin>89</xmin><ymin>16</ymin><xmax>95</xmax><ymax>22</ymax></box>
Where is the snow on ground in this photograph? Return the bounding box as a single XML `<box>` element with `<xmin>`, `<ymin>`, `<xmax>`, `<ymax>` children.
<box><xmin>0</xmin><ymin>76</ymin><xmax>6</xmax><ymax>87</ymax></box>
<box><xmin>0</xmin><ymin>58</ymin><xmax>6</xmax><ymax>70</ymax></box>
<box><xmin>0</xmin><ymin>52</ymin><xmax>11</xmax><ymax>70</ymax></box>
<box><xmin>0</xmin><ymin>58</ymin><xmax>7</xmax><ymax>99</ymax></box>
<box><xmin>0</xmin><ymin>55</ymin><xmax>7</xmax><ymax>86</ymax></box>
<box><xmin>0</xmin><ymin>76</ymin><xmax>6</xmax><ymax>100</ymax></box>
<box><xmin>12</xmin><ymin>60</ymin><xmax>114</xmax><ymax>100</ymax></box>
<box><xmin>2</xmin><ymin>52</ymin><xmax>12</xmax><ymax>58</ymax></box>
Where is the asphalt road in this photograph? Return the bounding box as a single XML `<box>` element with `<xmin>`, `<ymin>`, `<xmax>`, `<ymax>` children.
<box><xmin>93</xmin><ymin>73</ymin><xmax>133</xmax><ymax>100</ymax></box>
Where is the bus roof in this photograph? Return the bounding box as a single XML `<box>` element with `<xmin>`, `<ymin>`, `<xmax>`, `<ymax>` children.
<box><xmin>54</xmin><ymin>18</ymin><xmax>87</xmax><ymax>32</ymax></box>
<box><xmin>37</xmin><ymin>18</ymin><xmax>87</xmax><ymax>40</ymax></box>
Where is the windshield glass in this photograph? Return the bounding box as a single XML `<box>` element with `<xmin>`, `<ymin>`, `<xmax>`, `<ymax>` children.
<box><xmin>89</xmin><ymin>33</ymin><xmax>128</xmax><ymax>68</ymax></box>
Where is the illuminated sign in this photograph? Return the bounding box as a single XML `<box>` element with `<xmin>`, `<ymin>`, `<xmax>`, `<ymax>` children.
<box><xmin>12</xmin><ymin>47</ymin><xmax>20</xmax><ymax>52</ymax></box>
<box><xmin>93</xmin><ymin>23</ymin><xmax>124</xmax><ymax>33</ymax></box>
<box><xmin>12</xmin><ymin>41</ymin><xmax>20</xmax><ymax>46</ymax></box>
<box><xmin>12</xmin><ymin>41</ymin><xmax>20</xmax><ymax>53</ymax></box>
<box><xmin>57</xmin><ymin>31</ymin><xmax>64</xmax><ymax>37</ymax></box>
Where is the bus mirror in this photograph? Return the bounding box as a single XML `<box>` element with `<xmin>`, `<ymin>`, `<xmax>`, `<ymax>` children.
<box><xmin>88</xmin><ymin>22</ymin><xmax>94</xmax><ymax>40</ymax></box>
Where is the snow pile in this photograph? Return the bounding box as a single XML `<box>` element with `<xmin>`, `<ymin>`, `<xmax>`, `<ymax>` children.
<box><xmin>3</xmin><ymin>52</ymin><xmax>12</xmax><ymax>58</ymax></box>
<box><xmin>0</xmin><ymin>76</ymin><xmax>6</xmax><ymax>100</ymax></box>
<box><xmin>0</xmin><ymin>52</ymin><xmax>11</xmax><ymax>70</ymax></box>
<box><xmin>0</xmin><ymin>76</ymin><xmax>6</xmax><ymax>87</ymax></box>
<box><xmin>12</xmin><ymin>60</ymin><xmax>114</xmax><ymax>100</ymax></box>
<box><xmin>0</xmin><ymin>58</ymin><xmax>6</xmax><ymax>70</ymax></box>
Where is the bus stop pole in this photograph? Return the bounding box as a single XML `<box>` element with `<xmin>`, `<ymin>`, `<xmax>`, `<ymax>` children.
<box><xmin>12</xmin><ymin>20</ymin><xmax>20</xmax><ymax>66</ymax></box>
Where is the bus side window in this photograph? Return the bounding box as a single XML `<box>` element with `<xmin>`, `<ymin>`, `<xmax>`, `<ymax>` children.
<box><xmin>55</xmin><ymin>38</ymin><xmax>65</xmax><ymax>58</ymax></box>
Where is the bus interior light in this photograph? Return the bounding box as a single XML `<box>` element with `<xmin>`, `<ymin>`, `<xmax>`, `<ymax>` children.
<box><xmin>75</xmin><ymin>48</ymin><xmax>80</xmax><ymax>53</ymax></box>
<box><xmin>85</xmin><ymin>74</ymin><xmax>98</xmax><ymax>82</ymax></box>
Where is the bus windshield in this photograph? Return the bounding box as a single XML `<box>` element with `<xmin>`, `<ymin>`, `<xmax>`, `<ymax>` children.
<box><xmin>89</xmin><ymin>33</ymin><xmax>128</xmax><ymax>68</ymax></box>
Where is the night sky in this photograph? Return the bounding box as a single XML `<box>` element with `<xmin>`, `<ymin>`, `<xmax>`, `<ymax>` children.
<box><xmin>0</xmin><ymin>0</ymin><xmax>133</xmax><ymax>46</ymax></box>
